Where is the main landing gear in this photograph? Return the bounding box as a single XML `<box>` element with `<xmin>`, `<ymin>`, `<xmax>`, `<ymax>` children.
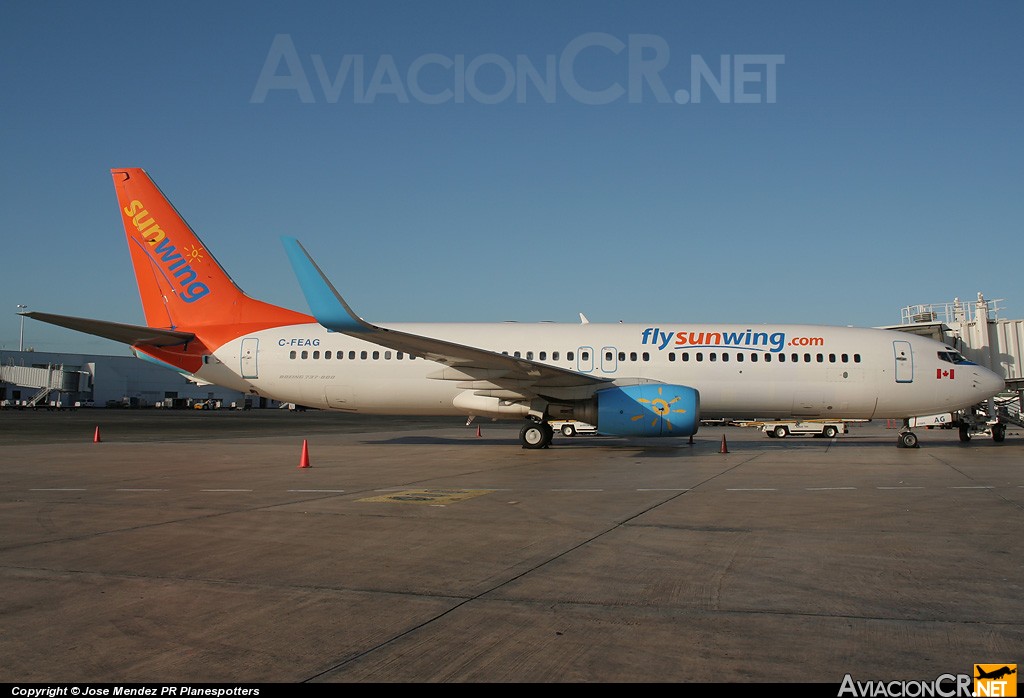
<box><xmin>520</xmin><ymin>421</ymin><xmax>554</xmax><ymax>449</ymax></box>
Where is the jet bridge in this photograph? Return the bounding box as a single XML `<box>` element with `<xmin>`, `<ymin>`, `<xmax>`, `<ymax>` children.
<box><xmin>0</xmin><ymin>361</ymin><xmax>91</xmax><ymax>408</ymax></box>
<box><xmin>891</xmin><ymin>292</ymin><xmax>1024</xmax><ymax>435</ymax></box>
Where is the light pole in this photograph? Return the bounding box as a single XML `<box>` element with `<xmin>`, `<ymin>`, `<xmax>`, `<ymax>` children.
<box><xmin>17</xmin><ymin>304</ymin><xmax>27</xmax><ymax>351</ymax></box>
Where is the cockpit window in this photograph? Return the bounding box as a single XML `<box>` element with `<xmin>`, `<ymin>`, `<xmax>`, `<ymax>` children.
<box><xmin>937</xmin><ymin>351</ymin><xmax>972</xmax><ymax>364</ymax></box>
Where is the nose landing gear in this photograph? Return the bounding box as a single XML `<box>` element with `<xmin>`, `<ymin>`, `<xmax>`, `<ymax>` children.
<box><xmin>897</xmin><ymin>430</ymin><xmax>919</xmax><ymax>448</ymax></box>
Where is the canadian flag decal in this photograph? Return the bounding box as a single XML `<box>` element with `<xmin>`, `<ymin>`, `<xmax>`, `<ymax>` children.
<box><xmin>937</xmin><ymin>368</ymin><xmax>955</xmax><ymax>379</ymax></box>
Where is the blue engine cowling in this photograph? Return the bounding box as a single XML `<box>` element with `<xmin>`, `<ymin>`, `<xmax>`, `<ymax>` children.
<box><xmin>594</xmin><ymin>384</ymin><xmax>700</xmax><ymax>437</ymax></box>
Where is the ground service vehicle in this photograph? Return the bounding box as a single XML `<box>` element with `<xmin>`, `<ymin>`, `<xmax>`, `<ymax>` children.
<box><xmin>549</xmin><ymin>420</ymin><xmax>598</xmax><ymax>436</ymax></box>
<box><xmin>762</xmin><ymin>421</ymin><xmax>848</xmax><ymax>438</ymax></box>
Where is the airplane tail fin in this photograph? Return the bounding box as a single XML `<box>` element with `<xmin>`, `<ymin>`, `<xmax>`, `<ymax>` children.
<box><xmin>111</xmin><ymin>169</ymin><xmax>309</xmax><ymax>342</ymax></box>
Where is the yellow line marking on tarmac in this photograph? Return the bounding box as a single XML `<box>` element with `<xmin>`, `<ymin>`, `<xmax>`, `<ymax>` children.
<box><xmin>360</xmin><ymin>489</ymin><xmax>494</xmax><ymax>505</ymax></box>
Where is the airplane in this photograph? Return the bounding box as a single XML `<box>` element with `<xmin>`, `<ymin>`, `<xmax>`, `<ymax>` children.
<box><xmin>23</xmin><ymin>168</ymin><xmax>1006</xmax><ymax>450</ymax></box>
<box><xmin>975</xmin><ymin>666</ymin><xmax>1016</xmax><ymax>680</ymax></box>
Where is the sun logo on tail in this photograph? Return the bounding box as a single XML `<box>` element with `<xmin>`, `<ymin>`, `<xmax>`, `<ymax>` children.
<box><xmin>183</xmin><ymin>244</ymin><xmax>205</xmax><ymax>264</ymax></box>
<box><xmin>632</xmin><ymin>386</ymin><xmax>687</xmax><ymax>430</ymax></box>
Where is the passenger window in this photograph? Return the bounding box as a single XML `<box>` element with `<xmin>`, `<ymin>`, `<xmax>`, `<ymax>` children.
<box><xmin>669</xmin><ymin>353</ymin><xmax>676</xmax><ymax>362</ymax></box>
<box><xmin>764</xmin><ymin>353</ymin><xmax>771</xmax><ymax>363</ymax></box>
<box><xmin>553</xmin><ymin>351</ymin><xmax>560</xmax><ymax>361</ymax></box>
<box><xmin>605</xmin><ymin>351</ymin><xmax>613</xmax><ymax>361</ymax></box>
<box><xmin>582</xmin><ymin>351</ymin><xmax>590</xmax><ymax>361</ymax></box>
<box><xmin>372</xmin><ymin>351</ymin><xmax>380</xmax><ymax>360</ymax></box>
<box><xmin>540</xmin><ymin>351</ymin><xmax>547</xmax><ymax>361</ymax></box>
<box><xmin>289</xmin><ymin>350</ymin><xmax>296</xmax><ymax>360</ymax></box>
<box><xmin>854</xmin><ymin>354</ymin><xmax>861</xmax><ymax>363</ymax></box>
<box><xmin>324</xmin><ymin>351</ymin><xmax>332</xmax><ymax>360</ymax></box>
<box><xmin>804</xmin><ymin>353</ymin><xmax>811</xmax><ymax>362</ymax></box>
<box><xmin>829</xmin><ymin>354</ymin><xmax>836</xmax><ymax>363</ymax></box>
<box><xmin>384</xmin><ymin>351</ymin><xmax>392</xmax><ymax>360</ymax></box>
<box><xmin>312</xmin><ymin>351</ymin><xmax>320</xmax><ymax>359</ymax></box>
<box><xmin>736</xmin><ymin>353</ymin><xmax>744</xmax><ymax>362</ymax></box>
<box><xmin>642</xmin><ymin>352</ymin><xmax>650</xmax><ymax>361</ymax></box>
<box><xmin>710</xmin><ymin>353</ymin><xmax>717</xmax><ymax>362</ymax></box>
<box><xmin>567</xmin><ymin>351</ymin><xmax>574</xmax><ymax>361</ymax></box>
<box><xmin>618</xmin><ymin>352</ymin><xmax>625</xmax><ymax>361</ymax></box>
<box><xmin>360</xmin><ymin>351</ymin><xmax>367</xmax><ymax>360</ymax></box>
<box><xmin>349</xmin><ymin>351</ymin><xmax>356</xmax><ymax>360</ymax></box>
<box><xmin>301</xmin><ymin>350</ymin><xmax>308</xmax><ymax>360</ymax></box>
<box><xmin>630</xmin><ymin>352</ymin><xmax>638</xmax><ymax>361</ymax></box>
<box><xmin>750</xmin><ymin>353</ymin><xmax>758</xmax><ymax>362</ymax></box>
<box><xmin>778</xmin><ymin>353</ymin><xmax>786</xmax><ymax>363</ymax></box>
<box><xmin>527</xmin><ymin>351</ymin><xmax>534</xmax><ymax>360</ymax></box>
<box><xmin>696</xmin><ymin>353</ymin><xmax>703</xmax><ymax>362</ymax></box>
<box><xmin>682</xmin><ymin>352</ymin><xmax>690</xmax><ymax>361</ymax></box>
<box><xmin>397</xmin><ymin>352</ymin><xmax>404</xmax><ymax>360</ymax></box>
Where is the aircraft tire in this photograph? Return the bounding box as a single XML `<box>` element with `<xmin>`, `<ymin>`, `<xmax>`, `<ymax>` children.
<box><xmin>992</xmin><ymin>424</ymin><xmax>1006</xmax><ymax>442</ymax></box>
<box><xmin>521</xmin><ymin>422</ymin><xmax>553</xmax><ymax>449</ymax></box>
<box><xmin>959</xmin><ymin>425</ymin><xmax>972</xmax><ymax>442</ymax></box>
<box><xmin>898</xmin><ymin>431</ymin><xmax>919</xmax><ymax>448</ymax></box>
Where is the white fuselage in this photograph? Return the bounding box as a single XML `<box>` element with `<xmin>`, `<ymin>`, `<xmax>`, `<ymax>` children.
<box><xmin>194</xmin><ymin>321</ymin><xmax>1003</xmax><ymax>421</ymax></box>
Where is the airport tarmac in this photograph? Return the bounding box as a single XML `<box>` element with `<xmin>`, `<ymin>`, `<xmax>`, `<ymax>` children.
<box><xmin>0</xmin><ymin>410</ymin><xmax>1021</xmax><ymax>684</ymax></box>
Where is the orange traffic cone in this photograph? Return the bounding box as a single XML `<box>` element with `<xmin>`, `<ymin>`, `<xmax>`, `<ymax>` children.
<box><xmin>476</xmin><ymin>425</ymin><xmax>482</xmax><ymax>437</ymax></box>
<box><xmin>93</xmin><ymin>426</ymin><xmax>102</xmax><ymax>443</ymax></box>
<box><xmin>298</xmin><ymin>439</ymin><xmax>311</xmax><ymax>469</ymax></box>
<box><xmin>719</xmin><ymin>434</ymin><xmax>729</xmax><ymax>454</ymax></box>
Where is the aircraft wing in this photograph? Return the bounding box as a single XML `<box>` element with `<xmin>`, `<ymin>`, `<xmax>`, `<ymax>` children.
<box><xmin>21</xmin><ymin>311</ymin><xmax>195</xmax><ymax>347</ymax></box>
<box><xmin>282</xmin><ymin>238</ymin><xmax>611</xmax><ymax>391</ymax></box>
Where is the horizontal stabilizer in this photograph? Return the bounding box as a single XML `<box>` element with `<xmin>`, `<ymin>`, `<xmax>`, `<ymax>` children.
<box><xmin>22</xmin><ymin>311</ymin><xmax>195</xmax><ymax>347</ymax></box>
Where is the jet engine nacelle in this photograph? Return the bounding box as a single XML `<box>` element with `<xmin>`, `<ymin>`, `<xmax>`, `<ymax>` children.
<box><xmin>573</xmin><ymin>384</ymin><xmax>700</xmax><ymax>437</ymax></box>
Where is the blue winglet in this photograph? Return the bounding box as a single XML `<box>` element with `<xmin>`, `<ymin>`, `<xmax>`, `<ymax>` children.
<box><xmin>282</xmin><ymin>237</ymin><xmax>370</xmax><ymax>335</ymax></box>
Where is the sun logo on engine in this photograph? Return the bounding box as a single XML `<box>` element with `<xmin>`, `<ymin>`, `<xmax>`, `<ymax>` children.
<box><xmin>632</xmin><ymin>386</ymin><xmax>687</xmax><ymax>430</ymax></box>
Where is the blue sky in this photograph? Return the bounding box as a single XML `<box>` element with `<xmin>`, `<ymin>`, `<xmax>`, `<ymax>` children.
<box><xmin>2</xmin><ymin>1</ymin><xmax>1021</xmax><ymax>355</ymax></box>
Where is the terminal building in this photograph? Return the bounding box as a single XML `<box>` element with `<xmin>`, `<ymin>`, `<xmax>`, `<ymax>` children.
<box><xmin>0</xmin><ymin>349</ymin><xmax>257</xmax><ymax>410</ymax></box>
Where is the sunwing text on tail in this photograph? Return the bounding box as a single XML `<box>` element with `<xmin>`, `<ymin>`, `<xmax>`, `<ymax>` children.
<box><xmin>24</xmin><ymin>169</ymin><xmax>1006</xmax><ymax>449</ymax></box>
